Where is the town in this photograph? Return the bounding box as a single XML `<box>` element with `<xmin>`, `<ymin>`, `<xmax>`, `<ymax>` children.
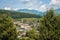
<box><xmin>14</xmin><ymin>18</ymin><xmax>40</xmax><ymax>39</ymax></box>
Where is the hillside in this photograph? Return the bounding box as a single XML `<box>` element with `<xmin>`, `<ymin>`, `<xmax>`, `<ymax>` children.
<box><xmin>17</xmin><ymin>9</ymin><xmax>44</xmax><ymax>16</ymax></box>
<box><xmin>55</xmin><ymin>8</ymin><xmax>60</xmax><ymax>14</ymax></box>
<box><xmin>17</xmin><ymin>9</ymin><xmax>60</xmax><ymax>16</ymax></box>
<box><xmin>0</xmin><ymin>9</ymin><xmax>40</xmax><ymax>19</ymax></box>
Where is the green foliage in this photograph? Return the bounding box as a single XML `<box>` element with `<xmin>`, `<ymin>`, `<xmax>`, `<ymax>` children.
<box><xmin>0</xmin><ymin>9</ymin><xmax>60</xmax><ymax>40</ymax></box>
<box><xmin>20</xmin><ymin>9</ymin><xmax>60</xmax><ymax>40</ymax></box>
<box><xmin>0</xmin><ymin>14</ymin><xmax>18</xmax><ymax>40</ymax></box>
<box><xmin>25</xmin><ymin>28</ymin><xmax>40</xmax><ymax>40</ymax></box>
<box><xmin>20</xmin><ymin>37</ymin><xmax>35</xmax><ymax>40</ymax></box>
<box><xmin>38</xmin><ymin>9</ymin><xmax>60</xmax><ymax>40</ymax></box>
<box><xmin>0</xmin><ymin>10</ymin><xmax>40</xmax><ymax>19</ymax></box>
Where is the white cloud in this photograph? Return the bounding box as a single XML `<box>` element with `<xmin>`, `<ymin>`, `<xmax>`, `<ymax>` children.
<box><xmin>19</xmin><ymin>0</ymin><xmax>30</xmax><ymax>2</ymax></box>
<box><xmin>50</xmin><ymin>0</ymin><xmax>60</xmax><ymax>5</ymax></box>
<box><xmin>49</xmin><ymin>0</ymin><xmax>60</xmax><ymax>9</ymax></box>
<box><xmin>4</xmin><ymin>7</ymin><xmax>11</xmax><ymax>10</ymax></box>
<box><xmin>26</xmin><ymin>2</ymin><xmax>33</xmax><ymax>7</ymax></box>
<box><xmin>50</xmin><ymin>0</ymin><xmax>56</xmax><ymax>4</ymax></box>
<box><xmin>4</xmin><ymin>7</ymin><xmax>19</xmax><ymax>11</ymax></box>
<box><xmin>28</xmin><ymin>8</ymin><xmax>33</xmax><ymax>10</ymax></box>
<box><xmin>13</xmin><ymin>8</ymin><xmax>19</xmax><ymax>11</ymax></box>
<box><xmin>24</xmin><ymin>0</ymin><xmax>43</xmax><ymax>10</ymax></box>
<box><xmin>39</xmin><ymin>4</ymin><xmax>47</xmax><ymax>12</ymax></box>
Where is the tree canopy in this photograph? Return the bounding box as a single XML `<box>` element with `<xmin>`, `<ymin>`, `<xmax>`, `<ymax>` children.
<box><xmin>0</xmin><ymin>14</ymin><xmax>18</xmax><ymax>40</ymax></box>
<box><xmin>38</xmin><ymin>9</ymin><xmax>60</xmax><ymax>40</ymax></box>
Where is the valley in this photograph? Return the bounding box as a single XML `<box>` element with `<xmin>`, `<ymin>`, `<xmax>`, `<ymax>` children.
<box><xmin>14</xmin><ymin>18</ymin><xmax>40</xmax><ymax>38</ymax></box>
<box><xmin>0</xmin><ymin>0</ymin><xmax>60</xmax><ymax>40</ymax></box>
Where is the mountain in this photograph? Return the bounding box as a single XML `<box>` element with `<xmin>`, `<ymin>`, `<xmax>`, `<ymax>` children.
<box><xmin>0</xmin><ymin>9</ymin><xmax>40</xmax><ymax>19</ymax></box>
<box><xmin>55</xmin><ymin>8</ymin><xmax>60</xmax><ymax>14</ymax></box>
<box><xmin>0</xmin><ymin>8</ymin><xmax>60</xmax><ymax>19</ymax></box>
<box><xmin>17</xmin><ymin>9</ymin><xmax>60</xmax><ymax>16</ymax></box>
<box><xmin>17</xmin><ymin>9</ymin><xmax>44</xmax><ymax>16</ymax></box>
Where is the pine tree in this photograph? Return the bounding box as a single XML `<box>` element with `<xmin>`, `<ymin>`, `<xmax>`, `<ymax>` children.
<box><xmin>38</xmin><ymin>9</ymin><xmax>60</xmax><ymax>40</ymax></box>
<box><xmin>0</xmin><ymin>14</ymin><xmax>18</xmax><ymax>40</ymax></box>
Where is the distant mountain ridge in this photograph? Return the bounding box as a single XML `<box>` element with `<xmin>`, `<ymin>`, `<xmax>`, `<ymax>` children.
<box><xmin>0</xmin><ymin>9</ymin><xmax>40</xmax><ymax>19</ymax></box>
<box><xmin>55</xmin><ymin>8</ymin><xmax>60</xmax><ymax>14</ymax></box>
<box><xmin>17</xmin><ymin>9</ymin><xmax>44</xmax><ymax>16</ymax></box>
<box><xmin>17</xmin><ymin>9</ymin><xmax>60</xmax><ymax>16</ymax></box>
<box><xmin>0</xmin><ymin>8</ymin><xmax>60</xmax><ymax>19</ymax></box>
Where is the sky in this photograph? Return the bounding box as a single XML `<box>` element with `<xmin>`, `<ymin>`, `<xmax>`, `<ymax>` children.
<box><xmin>0</xmin><ymin>0</ymin><xmax>60</xmax><ymax>12</ymax></box>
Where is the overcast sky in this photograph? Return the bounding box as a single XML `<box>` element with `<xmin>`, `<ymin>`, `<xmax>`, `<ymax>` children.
<box><xmin>0</xmin><ymin>0</ymin><xmax>60</xmax><ymax>12</ymax></box>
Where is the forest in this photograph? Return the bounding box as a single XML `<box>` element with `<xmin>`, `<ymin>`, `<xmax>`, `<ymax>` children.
<box><xmin>0</xmin><ymin>10</ymin><xmax>40</xmax><ymax>19</ymax></box>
